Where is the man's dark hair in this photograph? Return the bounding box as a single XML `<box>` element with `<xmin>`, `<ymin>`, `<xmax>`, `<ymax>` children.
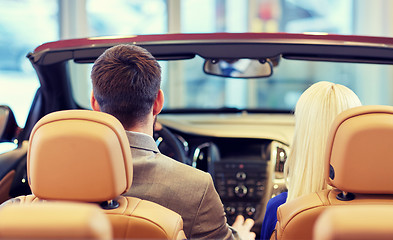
<box><xmin>91</xmin><ymin>44</ymin><xmax>161</xmax><ymax>129</ymax></box>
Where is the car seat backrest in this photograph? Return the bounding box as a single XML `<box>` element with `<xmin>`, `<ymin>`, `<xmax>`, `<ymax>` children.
<box><xmin>0</xmin><ymin>201</ymin><xmax>112</xmax><ymax>239</ymax></box>
<box><xmin>275</xmin><ymin>105</ymin><xmax>393</xmax><ymax>240</ymax></box>
<box><xmin>27</xmin><ymin>109</ymin><xmax>133</xmax><ymax>202</ymax></box>
<box><xmin>313</xmin><ymin>205</ymin><xmax>393</xmax><ymax>240</ymax></box>
<box><xmin>5</xmin><ymin>110</ymin><xmax>186</xmax><ymax>240</ymax></box>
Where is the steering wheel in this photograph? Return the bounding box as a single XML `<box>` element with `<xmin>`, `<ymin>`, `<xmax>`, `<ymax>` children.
<box><xmin>153</xmin><ymin>125</ymin><xmax>189</xmax><ymax>165</ymax></box>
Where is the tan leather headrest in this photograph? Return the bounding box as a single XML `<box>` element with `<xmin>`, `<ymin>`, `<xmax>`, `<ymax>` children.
<box><xmin>325</xmin><ymin>105</ymin><xmax>393</xmax><ymax>194</ymax></box>
<box><xmin>314</xmin><ymin>205</ymin><xmax>393</xmax><ymax>240</ymax></box>
<box><xmin>0</xmin><ymin>202</ymin><xmax>112</xmax><ymax>239</ymax></box>
<box><xmin>28</xmin><ymin>110</ymin><xmax>132</xmax><ymax>202</ymax></box>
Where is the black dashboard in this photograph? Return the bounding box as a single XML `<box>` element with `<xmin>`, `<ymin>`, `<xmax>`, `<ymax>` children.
<box><xmin>157</xmin><ymin>112</ymin><xmax>293</xmax><ymax>232</ymax></box>
<box><xmin>160</xmin><ymin>127</ymin><xmax>289</xmax><ymax>229</ymax></box>
<box><xmin>186</xmin><ymin>136</ymin><xmax>273</xmax><ymax>225</ymax></box>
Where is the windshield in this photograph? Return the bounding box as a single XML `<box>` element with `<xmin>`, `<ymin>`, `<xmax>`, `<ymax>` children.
<box><xmin>71</xmin><ymin>55</ymin><xmax>392</xmax><ymax>112</ymax></box>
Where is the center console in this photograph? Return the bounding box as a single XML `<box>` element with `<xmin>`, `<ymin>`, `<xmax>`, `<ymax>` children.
<box><xmin>214</xmin><ymin>160</ymin><xmax>267</xmax><ymax>224</ymax></box>
<box><xmin>191</xmin><ymin>138</ymin><xmax>274</xmax><ymax>225</ymax></box>
<box><xmin>191</xmin><ymin>138</ymin><xmax>288</xmax><ymax>226</ymax></box>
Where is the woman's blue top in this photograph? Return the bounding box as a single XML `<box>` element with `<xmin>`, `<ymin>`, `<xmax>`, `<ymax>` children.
<box><xmin>260</xmin><ymin>192</ymin><xmax>288</xmax><ymax>240</ymax></box>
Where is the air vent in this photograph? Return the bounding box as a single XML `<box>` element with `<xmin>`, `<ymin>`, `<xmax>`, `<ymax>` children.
<box><xmin>275</xmin><ymin>146</ymin><xmax>287</xmax><ymax>172</ymax></box>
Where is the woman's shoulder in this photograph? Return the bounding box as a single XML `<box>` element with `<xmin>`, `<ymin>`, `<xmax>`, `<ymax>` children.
<box><xmin>261</xmin><ymin>192</ymin><xmax>288</xmax><ymax>240</ymax></box>
<box><xmin>267</xmin><ymin>192</ymin><xmax>288</xmax><ymax>208</ymax></box>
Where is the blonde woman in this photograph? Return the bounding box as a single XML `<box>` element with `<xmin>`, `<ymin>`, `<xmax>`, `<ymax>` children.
<box><xmin>260</xmin><ymin>81</ymin><xmax>362</xmax><ymax>240</ymax></box>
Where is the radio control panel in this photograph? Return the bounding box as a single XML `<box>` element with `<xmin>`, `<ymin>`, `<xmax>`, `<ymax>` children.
<box><xmin>213</xmin><ymin>161</ymin><xmax>267</xmax><ymax>224</ymax></box>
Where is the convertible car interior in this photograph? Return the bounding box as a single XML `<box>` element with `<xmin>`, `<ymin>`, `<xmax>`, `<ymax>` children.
<box><xmin>1</xmin><ymin>32</ymin><xmax>393</xmax><ymax>238</ymax></box>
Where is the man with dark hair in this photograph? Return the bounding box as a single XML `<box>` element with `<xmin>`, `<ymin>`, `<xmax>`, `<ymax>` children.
<box><xmin>90</xmin><ymin>44</ymin><xmax>255</xmax><ymax>240</ymax></box>
<box><xmin>91</xmin><ymin>45</ymin><xmax>161</xmax><ymax>130</ymax></box>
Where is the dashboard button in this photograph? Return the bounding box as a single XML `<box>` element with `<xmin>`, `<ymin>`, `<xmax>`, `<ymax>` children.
<box><xmin>226</xmin><ymin>179</ymin><xmax>237</xmax><ymax>185</ymax></box>
<box><xmin>226</xmin><ymin>206</ymin><xmax>236</xmax><ymax>215</ymax></box>
<box><xmin>234</xmin><ymin>185</ymin><xmax>248</xmax><ymax>197</ymax></box>
<box><xmin>227</xmin><ymin>188</ymin><xmax>235</xmax><ymax>197</ymax></box>
<box><xmin>236</xmin><ymin>172</ymin><xmax>247</xmax><ymax>180</ymax></box>
<box><xmin>246</xmin><ymin>206</ymin><xmax>256</xmax><ymax>216</ymax></box>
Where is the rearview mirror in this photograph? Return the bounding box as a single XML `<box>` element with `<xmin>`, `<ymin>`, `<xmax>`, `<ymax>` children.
<box><xmin>0</xmin><ymin>105</ymin><xmax>19</xmax><ymax>143</ymax></box>
<box><xmin>203</xmin><ymin>58</ymin><xmax>273</xmax><ymax>78</ymax></box>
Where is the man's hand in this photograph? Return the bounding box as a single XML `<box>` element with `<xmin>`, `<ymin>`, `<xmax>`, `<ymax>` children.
<box><xmin>231</xmin><ymin>215</ymin><xmax>256</xmax><ymax>240</ymax></box>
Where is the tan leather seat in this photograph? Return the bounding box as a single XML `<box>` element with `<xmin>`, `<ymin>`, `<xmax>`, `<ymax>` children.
<box><xmin>0</xmin><ymin>201</ymin><xmax>112</xmax><ymax>239</ymax></box>
<box><xmin>274</xmin><ymin>105</ymin><xmax>393</xmax><ymax>240</ymax></box>
<box><xmin>3</xmin><ymin>110</ymin><xmax>186</xmax><ymax>240</ymax></box>
<box><xmin>313</xmin><ymin>205</ymin><xmax>393</xmax><ymax>240</ymax></box>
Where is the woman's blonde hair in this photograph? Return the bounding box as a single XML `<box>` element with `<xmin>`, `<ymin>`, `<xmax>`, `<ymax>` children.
<box><xmin>284</xmin><ymin>81</ymin><xmax>362</xmax><ymax>202</ymax></box>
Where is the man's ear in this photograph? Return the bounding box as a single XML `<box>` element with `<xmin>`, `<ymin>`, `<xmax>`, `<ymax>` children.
<box><xmin>90</xmin><ymin>91</ymin><xmax>101</xmax><ymax>112</ymax></box>
<box><xmin>153</xmin><ymin>89</ymin><xmax>164</xmax><ymax>116</ymax></box>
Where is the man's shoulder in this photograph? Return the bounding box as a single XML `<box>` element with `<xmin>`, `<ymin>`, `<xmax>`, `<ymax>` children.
<box><xmin>158</xmin><ymin>153</ymin><xmax>210</xmax><ymax>174</ymax></box>
<box><xmin>157</xmin><ymin>153</ymin><xmax>212</xmax><ymax>181</ymax></box>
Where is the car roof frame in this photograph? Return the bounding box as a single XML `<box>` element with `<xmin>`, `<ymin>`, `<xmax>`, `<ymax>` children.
<box><xmin>28</xmin><ymin>32</ymin><xmax>393</xmax><ymax>66</ymax></box>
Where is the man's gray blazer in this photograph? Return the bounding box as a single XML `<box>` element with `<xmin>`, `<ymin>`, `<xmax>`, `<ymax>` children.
<box><xmin>124</xmin><ymin>131</ymin><xmax>238</xmax><ymax>239</ymax></box>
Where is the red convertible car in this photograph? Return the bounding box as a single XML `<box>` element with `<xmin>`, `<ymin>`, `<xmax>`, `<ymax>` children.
<box><xmin>1</xmin><ymin>32</ymin><xmax>393</xmax><ymax>238</ymax></box>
